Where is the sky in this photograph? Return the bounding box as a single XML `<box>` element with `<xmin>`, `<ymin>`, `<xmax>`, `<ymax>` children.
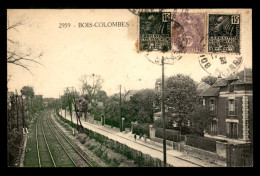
<box><xmin>7</xmin><ymin>9</ymin><xmax>252</xmax><ymax>98</ymax></box>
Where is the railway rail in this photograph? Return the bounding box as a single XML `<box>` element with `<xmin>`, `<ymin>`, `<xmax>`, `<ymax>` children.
<box><xmin>35</xmin><ymin>110</ymin><xmax>93</xmax><ymax>167</ymax></box>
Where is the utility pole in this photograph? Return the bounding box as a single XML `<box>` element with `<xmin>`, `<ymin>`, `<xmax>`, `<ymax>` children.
<box><xmin>161</xmin><ymin>56</ymin><xmax>167</xmax><ymax>167</ymax></box>
<box><xmin>21</xmin><ymin>95</ymin><xmax>26</xmax><ymax>134</ymax></box>
<box><xmin>119</xmin><ymin>84</ymin><xmax>122</xmax><ymax>131</ymax></box>
<box><xmin>15</xmin><ymin>90</ymin><xmax>19</xmax><ymax>131</ymax></box>
<box><xmin>60</xmin><ymin>93</ymin><xmax>62</xmax><ymax>117</ymax></box>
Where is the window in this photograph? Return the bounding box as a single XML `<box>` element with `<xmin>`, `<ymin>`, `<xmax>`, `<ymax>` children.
<box><xmin>226</xmin><ymin>122</ymin><xmax>238</xmax><ymax>139</ymax></box>
<box><xmin>209</xmin><ymin>99</ymin><xmax>216</xmax><ymax>114</ymax></box>
<box><xmin>210</xmin><ymin>121</ymin><xmax>217</xmax><ymax>135</ymax></box>
<box><xmin>229</xmin><ymin>99</ymin><xmax>235</xmax><ymax>115</ymax></box>
<box><xmin>226</xmin><ymin>99</ymin><xmax>238</xmax><ymax>116</ymax></box>
<box><xmin>229</xmin><ymin>84</ymin><xmax>234</xmax><ymax>92</ymax></box>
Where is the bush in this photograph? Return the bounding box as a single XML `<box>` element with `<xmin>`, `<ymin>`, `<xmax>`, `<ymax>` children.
<box><xmin>155</xmin><ymin>128</ymin><xmax>180</xmax><ymax>142</ymax></box>
<box><xmin>132</xmin><ymin>123</ymin><xmax>150</xmax><ymax>137</ymax></box>
<box><xmin>105</xmin><ymin>118</ymin><xmax>120</xmax><ymax>128</ymax></box>
<box><xmin>185</xmin><ymin>134</ymin><xmax>227</xmax><ymax>152</ymax></box>
<box><xmin>76</xmin><ymin>133</ymin><xmax>88</xmax><ymax>144</ymax></box>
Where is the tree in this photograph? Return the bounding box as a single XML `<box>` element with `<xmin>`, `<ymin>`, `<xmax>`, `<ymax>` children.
<box><xmin>7</xmin><ymin>17</ymin><xmax>44</xmax><ymax>75</ymax></box>
<box><xmin>164</xmin><ymin>74</ymin><xmax>200</xmax><ymax>129</ymax></box>
<box><xmin>79</xmin><ymin>74</ymin><xmax>104</xmax><ymax>103</ymax></box>
<box><xmin>104</xmin><ymin>101</ymin><xmax>120</xmax><ymax>128</ymax></box>
<box><xmin>20</xmin><ymin>86</ymin><xmax>34</xmax><ymax>99</ymax></box>
<box><xmin>201</xmin><ymin>75</ymin><xmax>217</xmax><ymax>86</ymax></box>
<box><xmin>96</xmin><ymin>90</ymin><xmax>108</xmax><ymax>103</ymax></box>
<box><xmin>122</xmin><ymin>89</ymin><xmax>157</xmax><ymax>124</ymax></box>
<box><xmin>188</xmin><ymin>105</ymin><xmax>215</xmax><ymax>136</ymax></box>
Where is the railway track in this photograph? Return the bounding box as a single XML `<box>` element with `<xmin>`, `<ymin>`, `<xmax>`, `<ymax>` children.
<box><xmin>35</xmin><ymin>110</ymin><xmax>93</xmax><ymax>167</ymax></box>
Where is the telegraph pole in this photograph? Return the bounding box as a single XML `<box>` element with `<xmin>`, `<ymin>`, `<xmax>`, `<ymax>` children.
<box><xmin>119</xmin><ymin>84</ymin><xmax>122</xmax><ymax>131</ymax></box>
<box><xmin>15</xmin><ymin>90</ymin><xmax>19</xmax><ymax>131</ymax></box>
<box><xmin>60</xmin><ymin>93</ymin><xmax>62</xmax><ymax>116</ymax></box>
<box><xmin>161</xmin><ymin>56</ymin><xmax>167</xmax><ymax>167</ymax></box>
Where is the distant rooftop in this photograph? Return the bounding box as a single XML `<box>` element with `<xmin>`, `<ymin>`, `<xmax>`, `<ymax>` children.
<box><xmin>199</xmin><ymin>87</ymin><xmax>220</xmax><ymax>97</ymax></box>
<box><xmin>200</xmin><ymin>68</ymin><xmax>252</xmax><ymax>97</ymax></box>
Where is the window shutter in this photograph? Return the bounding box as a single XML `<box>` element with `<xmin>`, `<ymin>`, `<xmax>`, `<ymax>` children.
<box><xmin>214</xmin><ymin>100</ymin><xmax>217</xmax><ymax>114</ymax></box>
<box><xmin>226</xmin><ymin>122</ymin><xmax>230</xmax><ymax>137</ymax></box>
<box><xmin>226</xmin><ymin>99</ymin><xmax>229</xmax><ymax>116</ymax></box>
<box><xmin>235</xmin><ymin>99</ymin><xmax>238</xmax><ymax>115</ymax></box>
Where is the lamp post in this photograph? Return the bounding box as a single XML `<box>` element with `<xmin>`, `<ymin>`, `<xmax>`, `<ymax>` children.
<box><xmin>122</xmin><ymin>117</ymin><xmax>125</xmax><ymax>132</ymax></box>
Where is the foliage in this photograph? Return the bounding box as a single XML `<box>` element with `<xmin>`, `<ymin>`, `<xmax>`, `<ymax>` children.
<box><xmin>155</xmin><ymin>128</ymin><xmax>181</xmax><ymax>142</ymax></box>
<box><xmin>164</xmin><ymin>74</ymin><xmax>200</xmax><ymax>128</ymax></box>
<box><xmin>201</xmin><ymin>75</ymin><xmax>217</xmax><ymax>86</ymax></box>
<box><xmin>103</xmin><ymin>89</ymin><xmax>157</xmax><ymax>128</ymax></box>
<box><xmin>92</xmin><ymin>103</ymin><xmax>104</xmax><ymax>121</ymax></box>
<box><xmin>96</xmin><ymin>90</ymin><xmax>108</xmax><ymax>103</ymax></box>
<box><xmin>188</xmin><ymin>105</ymin><xmax>215</xmax><ymax>136</ymax></box>
<box><xmin>104</xmin><ymin>101</ymin><xmax>120</xmax><ymax>128</ymax></box>
<box><xmin>20</xmin><ymin>86</ymin><xmax>34</xmax><ymax>99</ymax></box>
<box><xmin>126</xmin><ymin>89</ymin><xmax>157</xmax><ymax>123</ymax></box>
<box><xmin>153</xmin><ymin>116</ymin><xmax>175</xmax><ymax>129</ymax></box>
<box><xmin>132</xmin><ymin>123</ymin><xmax>150</xmax><ymax>137</ymax></box>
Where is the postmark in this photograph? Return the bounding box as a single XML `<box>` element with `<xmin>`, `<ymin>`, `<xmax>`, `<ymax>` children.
<box><xmin>208</xmin><ymin>14</ymin><xmax>240</xmax><ymax>53</ymax></box>
<box><xmin>198</xmin><ymin>54</ymin><xmax>243</xmax><ymax>78</ymax></box>
<box><xmin>172</xmin><ymin>13</ymin><xmax>206</xmax><ymax>53</ymax></box>
<box><xmin>128</xmin><ymin>9</ymin><xmax>164</xmax><ymax>16</ymax></box>
<box><xmin>139</xmin><ymin>12</ymin><xmax>171</xmax><ymax>52</ymax></box>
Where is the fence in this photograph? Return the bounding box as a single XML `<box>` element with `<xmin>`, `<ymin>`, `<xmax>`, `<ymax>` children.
<box><xmin>186</xmin><ymin>135</ymin><xmax>219</xmax><ymax>153</ymax></box>
<box><xmin>155</xmin><ymin>128</ymin><xmax>185</xmax><ymax>142</ymax></box>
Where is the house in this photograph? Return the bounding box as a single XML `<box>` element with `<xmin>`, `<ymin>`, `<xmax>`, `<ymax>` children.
<box><xmin>200</xmin><ymin>68</ymin><xmax>253</xmax><ymax>143</ymax></box>
<box><xmin>197</xmin><ymin>82</ymin><xmax>211</xmax><ymax>94</ymax></box>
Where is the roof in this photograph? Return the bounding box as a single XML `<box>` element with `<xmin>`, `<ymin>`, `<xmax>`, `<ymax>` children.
<box><xmin>230</xmin><ymin>68</ymin><xmax>252</xmax><ymax>85</ymax></box>
<box><xmin>199</xmin><ymin>87</ymin><xmax>220</xmax><ymax>97</ymax></box>
<box><xmin>197</xmin><ymin>82</ymin><xmax>211</xmax><ymax>90</ymax></box>
<box><xmin>212</xmin><ymin>79</ymin><xmax>228</xmax><ymax>87</ymax></box>
<box><xmin>211</xmin><ymin>68</ymin><xmax>252</xmax><ymax>87</ymax></box>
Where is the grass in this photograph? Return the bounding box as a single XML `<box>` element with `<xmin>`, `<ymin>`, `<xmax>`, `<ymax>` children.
<box><xmin>24</xmin><ymin>117</ymin><xmax>39</xmax><ymax>167</ymax></box>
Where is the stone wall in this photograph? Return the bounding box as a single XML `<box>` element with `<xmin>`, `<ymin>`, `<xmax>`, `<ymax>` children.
<box><xmin>183</xmin><ymin>145</ymin><xmax>226</xmax><ymax>166</ymax></box>
<box><xmin>216</xmin><ymin>141</ymin><xmax>228</xmax><ymax>158</ymax></box>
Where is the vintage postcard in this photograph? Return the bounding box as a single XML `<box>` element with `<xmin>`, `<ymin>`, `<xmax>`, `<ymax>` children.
<box><xmin>7</xmin><ymin>9</ymin><xmax>252</xmax><ymax>167</ymax></box>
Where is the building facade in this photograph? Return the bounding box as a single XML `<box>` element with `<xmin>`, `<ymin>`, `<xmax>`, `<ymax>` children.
<box><xmin>200</xmin><ymin>69</ymin><xmax>253</xmax><ymax>143</ymax></box>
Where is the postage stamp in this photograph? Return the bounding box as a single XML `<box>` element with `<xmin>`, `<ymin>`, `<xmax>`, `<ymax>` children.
<box><xmin>208</xmin><ymin>14</ymin><xmax>240</xmax><ymax>53</ymax></box>
<box><xmin>139</xmin><ymin>12</ymin><xmax>171</xmax><ymax>51</ymax></box>
<box><xmin>172</xmin><ymin>13</ymin><xmax>206</xmax><ymax>53</ymax></box>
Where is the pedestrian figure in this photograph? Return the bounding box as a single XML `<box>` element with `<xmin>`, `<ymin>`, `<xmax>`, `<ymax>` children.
<box><xmin>134</xmin><ymin>134</ymin><xmax>136</xmax><ymax>141</ymax></box>
<box><xmin>140</xmin><ymin>133</ymin><xmax>142</xmax><ymax>139</ymax></box>
<box><xmin>144</xmin><ymin>134</ymin><xmax>147</xmax><ymax>142</ymax></box>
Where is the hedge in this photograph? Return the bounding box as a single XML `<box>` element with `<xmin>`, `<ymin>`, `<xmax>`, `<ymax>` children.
<box><xmin>155</xmin><ymin>128</ymin><xmax>182</xmax><ymax>142</ymax></box>
<box><xmin>132</xmin><ymin>123</ymin><xmax>150</xmax><ymax>138</ymax></box>
<box><xmin>186</xmin><ymin>135</ymin><xmax>227</xmax><ymax>153</ymax></box>
<box><xmin>105</xmin><ymin>118</ymin><xmax>120</xmax><ymax>128</ymax></box>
